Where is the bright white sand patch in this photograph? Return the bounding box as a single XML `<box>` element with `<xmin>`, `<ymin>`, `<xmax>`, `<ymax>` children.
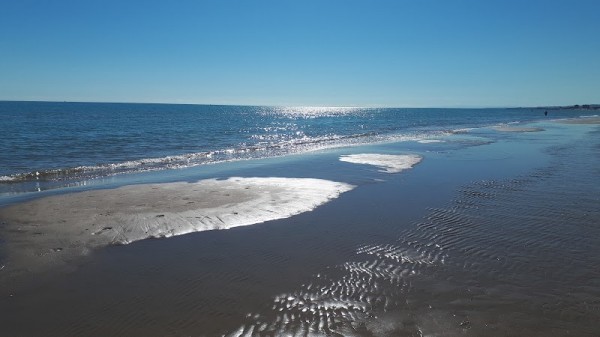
<box><xmin>493</xmin><ymin>125</ymin><xmax>545</xmax><ymax>132</ymax></box>
<box><xmin>451</xmin><ymin>128</ymin><xmax>475</xmax><ymax>134</ymax></box>
<box><xmin>556</xmin><ymin>116</ymin><xmax>600</xmax><ymax>125</ymax></box>
<box><xmin>417</xmin><ymin>139</ymin><xmax>443</xmax><ymax>144</ymax></box>
<box><xmin>0</xmin><ymin>177</ymin><xmax>354</xmax><ymax>271</ymax></box>
<box><xmin>339</xmin><ymin>154</ymin><xmax>422</xmax><ymax>173</ymax></box>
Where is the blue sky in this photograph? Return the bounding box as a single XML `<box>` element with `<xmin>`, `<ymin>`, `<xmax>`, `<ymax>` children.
<box><xmin>1</xmin><ymin>0</ymin><xmax>599</xmax><ymax>107</ymax></box>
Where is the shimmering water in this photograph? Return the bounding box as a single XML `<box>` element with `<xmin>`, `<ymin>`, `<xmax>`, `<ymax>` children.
<box><xmin>0</xmin><ymin>101</ymin><xmax>585</xmax><ymax>193</ymax></box>
<box><xmin>0</xmin><ymin>102</ymin><xmax>599</xmax><ymax>337</ymax></box>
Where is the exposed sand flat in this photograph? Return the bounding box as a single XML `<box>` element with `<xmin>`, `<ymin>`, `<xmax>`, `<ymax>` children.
<box><xmin>417</xmin><ymin>139</ymin><xmax>444</xmax><ymax>144</ymax></box>
<box><xmin>0</xmin><ymin>177</ymin><xmax>354</xmax><ymax>272</ymax></box>
<box><xmin>555</xmin><ymin>116</ymin><xmax>600</xmax><ymax>124</ymax></box>
<box><xmin>339</xmin><ymin>154</ymin><xmax>422</xmax><ymax>173</ymax></box>
<box><xmin>493</xmin><ymin>126</ymin><xmax>545</xmax><ymax>132</ymax></box>
<box><xmin>450</xmin><ymin>128</ymin><xmax>474</xmax><ymax>134</ymax></box>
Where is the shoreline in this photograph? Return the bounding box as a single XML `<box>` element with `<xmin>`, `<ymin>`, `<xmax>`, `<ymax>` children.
<box><xmin>554</xmin><ymin>116</ymin><xmax>600</xmax><ymax>124</ymax></box>
<box><xmin>1</xmin><ymin>118</ymin><xmax>597</xmax><ymax>268</ymax></box>
<box><xmin>0</xmin><ymin>118</ymin><xmax>599</xmax><ymax>336</ymax></box>
<box><xmin>0</xmin><ymin>177</ymin><xmax>354</xmax><ymax>274</ymax></box>
<box><xmin>1</xmin><ymin>114</ymin><xmax>596</xmax><ymax>198</ymax></box>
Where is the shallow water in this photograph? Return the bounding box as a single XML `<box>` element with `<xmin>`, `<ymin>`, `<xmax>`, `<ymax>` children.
<box><xmin>219</xmin><ymin>125</ymin><xmax>600</xmax><ymax>336</ymax></box>
<box><xmin>0</xmin><ymin>121</ymin><xmax>598</xmax><ymax>336</ymax></box>
<box><xmin>0</xmin><ymin>102</ymin><xmax>587</xmax><ymax>194</ymax></box>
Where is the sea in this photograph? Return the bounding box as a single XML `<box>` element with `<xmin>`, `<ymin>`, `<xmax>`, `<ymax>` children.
<box><xmin>0</xmin><ymin>101</ymin><xmax>588</xmax><ymax>197</ymax></box>
<box><xmin>1</xmin><ymin>101</ymin><xmax>599</xmax><ymax>337</ymax></box>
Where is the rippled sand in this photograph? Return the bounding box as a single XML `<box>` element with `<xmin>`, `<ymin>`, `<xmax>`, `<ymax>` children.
<box><xmin>222</xmin><ymin>123</ymin><xmax>600</xmax><ymax>336</ymax></box>
<box><xmin>227</xmin><ymin>150</ymin><xmax>600</xmax><ymax>336</ymax></box>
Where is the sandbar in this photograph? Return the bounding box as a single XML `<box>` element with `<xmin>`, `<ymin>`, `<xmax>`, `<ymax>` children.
<box><xmin>339</xmin><ymin>153</ymin><xmax>422</xmax><ymax>173</ymax></box>
<box><xmin>555</xmin><ymin>116</ymin><xmax>600</xmax><ymax>124</ymax></box>
<box><xmin>0</xmin><ymin>177</ymin><xmax>354</xmax><ymax>272</ymax></box>
<box><xmin>493</xmin><ymin>126</ymin><xmax>545</xmax><ymax>132</ymax></box>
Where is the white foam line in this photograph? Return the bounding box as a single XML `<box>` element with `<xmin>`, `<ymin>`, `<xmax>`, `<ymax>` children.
<box><xmin>339</xmin><ymin>153</ymin><xmax>422</xmax><ymax>173</ymax></box>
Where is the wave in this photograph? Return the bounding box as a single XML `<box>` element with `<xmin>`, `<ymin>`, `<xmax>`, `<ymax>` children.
<box><xmin>1</xmin><ymin>130</ymin><xmax>449</xmax><ymax>184</ymax></box>
<box><xmin>0</xmin><ymin>151</ymin><xmax>216</xmax><ymax>183</ymax></box>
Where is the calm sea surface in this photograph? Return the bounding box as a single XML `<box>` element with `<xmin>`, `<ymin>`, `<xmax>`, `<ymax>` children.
<box><xmin>0</xmin><ymin>101</ymin><xmax>587</xmax><ymax>193</ymax></box>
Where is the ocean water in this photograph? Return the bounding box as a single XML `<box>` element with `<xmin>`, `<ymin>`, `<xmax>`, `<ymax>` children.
<box><xmin>0</xmin><ymin>101</ymin><xmax>586</xmax><ymax>195</ymax></box>
<box><xmin>1</xmin><ymin>101</ymin><xmax>599</xmax><ymax>337</ymax></box>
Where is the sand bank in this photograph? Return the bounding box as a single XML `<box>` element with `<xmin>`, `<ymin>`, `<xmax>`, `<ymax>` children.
<box><xmin>417</xmin><ymin>139</ymin><xmax>444</xmax><ymax>144</ymax></box>
<box><xmin>555</xmin><ymin>116</ymin><xmax>600</xmax><ymax>124</ymax></box>
<box><xmin>339</xmin><ymin>154</ymin><xmax>422</xmax><ymax>173</ymax></box>
<box><xmin>493</xmin><ymin>126</ymin><xmax>545</xmax><ymax>132</ymax></box>
<box><xmin>0</xmin><ymin>177</ymin><xmax>354</xmax><ymax>271</ymax></box>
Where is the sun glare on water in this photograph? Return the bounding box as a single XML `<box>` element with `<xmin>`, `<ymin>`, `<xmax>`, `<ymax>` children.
<box><xmin>271</xmin><ymin>106</ymin><xmax>363</xmax><ymax>118</ymax></box>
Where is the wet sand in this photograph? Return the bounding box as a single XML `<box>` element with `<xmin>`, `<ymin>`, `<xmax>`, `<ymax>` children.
<box><xmin>1</xmin><ymin>120</ymin><xmax>599</xmax><ymax>337</ymax></box>
<box><xmin>339</xmin><ymin>153</ymin><xmax>422</xmax><ymax>173</ymax></box>
<box><xmin>493</xmin><ymin>125</ymin><xmax>545</xmax><ymax>132</ymax></box>
<box><xmin>0</xmin><ymin>177</ymin><xmax>353</xmax><ymax>274</ymax></box>
<box><xmin>556</xmin><ymin>116</ymin><xmax>600</xmax><ymax>124</ymax></box>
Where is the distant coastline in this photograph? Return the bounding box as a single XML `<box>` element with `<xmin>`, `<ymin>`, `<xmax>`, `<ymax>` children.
<box><xmin>1</xmin><ymin>100</ymin><xmax>598</xmax><ymax>110</ymax></box>
<box><xmin>536</xmin><ymin>104</ymin><xmax>600</xmax><ymax>110</ymax></box>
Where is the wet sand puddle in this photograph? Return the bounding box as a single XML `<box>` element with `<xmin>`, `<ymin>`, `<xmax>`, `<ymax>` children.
<box><xmin>225</xmin><ymin>129</ymin><xmax>600</xmax><ymax>336</ymax></box>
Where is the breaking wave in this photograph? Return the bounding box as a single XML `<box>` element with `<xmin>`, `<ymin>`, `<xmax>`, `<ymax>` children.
<box><xmin>0</xmin><ymin>131</ymin><xmax>448</xmax><ymax>183</ymax></box>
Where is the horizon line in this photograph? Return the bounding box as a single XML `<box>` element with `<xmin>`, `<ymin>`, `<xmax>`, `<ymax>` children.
<box><xmin>1</xmin><ymin>99</ymin><xmax>597</xmax><ymax>110</ymax></box>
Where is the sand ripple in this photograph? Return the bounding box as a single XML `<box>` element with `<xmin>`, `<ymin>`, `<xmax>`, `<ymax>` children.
<box><xmin>224</xmin><ymin>238</ymin><xmax>445</xmax><ymax>336</ymax></box>
<box><xmin>225</xmin><ymin>129</ymin><xmax>600</xmax><ymax>336</ymax></box>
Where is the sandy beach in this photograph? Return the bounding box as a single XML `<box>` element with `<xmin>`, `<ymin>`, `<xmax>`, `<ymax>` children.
<box><xmin>556</xmin><ymin>116</ymin><xmax>600</xmax><ymax>124</ymax></box>
<box><xmin>493</xmin><ymin>125</ymin><xmax>545</xmax><ymax>132</ymax></box>
<box><xmin>1</xmin><ymin>119</ymin><xmax>599</xmax><ymax>337</ymax></box>
<box><xmin>2</xmin><ymin>0</ymin><xmax>599</xmax><ymax>333</ymax></box>
<box><xmin>0</xmin><ymin>177</ymin><xmax>354</xmax><ymax>274</ymax></box>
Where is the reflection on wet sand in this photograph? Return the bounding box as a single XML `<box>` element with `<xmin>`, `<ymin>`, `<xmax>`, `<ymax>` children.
<box><xmin>0</xmin><ymin>121</ymin><xmax>598</xmax><ymax>337</ymax></box>
<box><xmin>225</xmin><ymin>126</ymin><xmax>600</xmax><ymax>336</ymax></box>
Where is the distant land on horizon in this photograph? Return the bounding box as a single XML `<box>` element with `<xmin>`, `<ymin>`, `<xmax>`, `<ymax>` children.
<box><xmin>1</xmin><ymin>100</ymin><xmax>600</xmax><ymax>110</ymax></box>
<box><xmin>540</xmin><ymin>104</ymin><xmax>600</xmax><ymax>110</ymax></box>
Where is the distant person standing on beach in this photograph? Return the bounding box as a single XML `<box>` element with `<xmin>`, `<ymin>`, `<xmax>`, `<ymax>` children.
<box><xmin>545</xmin><ymin>111</ymin><xmax>548</xmax><ymax>116</ymax></box>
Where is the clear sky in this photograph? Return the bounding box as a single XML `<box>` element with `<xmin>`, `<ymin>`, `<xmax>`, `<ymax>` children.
<box><xmin>1</xmin><ymin>0</ymin><xmax>599</xmax><ymax>107</ymax></box>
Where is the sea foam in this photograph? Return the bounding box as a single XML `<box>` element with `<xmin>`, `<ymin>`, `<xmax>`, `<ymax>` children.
<box><xmin>339</xmin><ymin>153</ymin><xmax>423</xmax><ymax>173</ymax></box>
